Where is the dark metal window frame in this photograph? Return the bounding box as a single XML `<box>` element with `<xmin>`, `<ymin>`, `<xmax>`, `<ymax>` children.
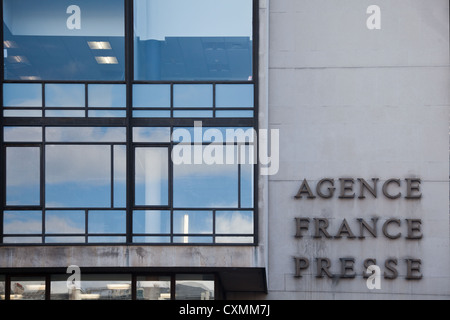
<box><xmin>0</xmin><ymin>0</ymin><xmax>259</xmax><ymax>246</ymax></box>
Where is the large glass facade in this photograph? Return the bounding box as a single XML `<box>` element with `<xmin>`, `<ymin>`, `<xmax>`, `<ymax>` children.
<box><xmin>1</xmin><ymin>0</ymin><xmax>257</xmax><ymax>245</ymax></box>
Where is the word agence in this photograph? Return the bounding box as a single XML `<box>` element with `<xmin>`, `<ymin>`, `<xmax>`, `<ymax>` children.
<box><xmin>295</xmin><ymin>178</ymin><xmax>422</xmax><ymax>200</ymax></box>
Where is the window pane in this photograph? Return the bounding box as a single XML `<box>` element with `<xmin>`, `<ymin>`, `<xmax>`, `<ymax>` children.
<box><xmin>45</xmin><ymin>211</ymin><xmax>85</xmax><ymax>234</ymax></box>
<box><xmin>45</xmin><ymin>110</ymin><xmax>85</xmax><ymax>118</ymax></box>
<box><xmin>45</xmin><ymin>84</ymin><xmax>84</xmax><ymax>107</ymax></box>
<box><xmin>175</xmin><ymin>274</ymin><xmax>214</xmax><ymax>300</ymax></box>
<box><xmin>135</xmin><ymin>148</ymin><xmax>169</xmax><ymax>206</ymax></box>
<box><xmin>173</xmin><ymin>148</ymin><xmax>238</xmax><ymax>208</ymax></box>
<box><xmin>88</xmin><ymin>211</ymin><xmax>126</xmax><ymax>234</ymax></box>
<box><xmin>10</xmin><ymin>277</ymin><xmax>46</xmax><ymax>300</ymax></box>
<box><xmin>173</xmin><ymin>211</ymin><xmax>213</xmax><ymax>234</ymax></box>
<box><xmin>51</xmin><ymin>274</ymin><xmax>131</xmax><ymax>300</ymax></box>
<box><xmin>133</xmin><ymin>127</ymin><xmax>171</xmax><ymax>143</ymax></box>
<box><xmin>136</xmin><ymin>276</ymin><xmax>171</xmax><ymax>300</ymax></box>
<box><xmin>216</xmin><ymin>84</ymin><xmax>254</xmax><ymax>108</ymax></box>
<box><xmin>173</xmin><ymin>84</ymin><xmax>212</xmax><ymax>108</ymax></box>
<box><xmin>6</xmin><ymin>147</ymin><xmax>40</xmax><ymax>206</ymax></box>
<box><xmin>133</xmin><ymin>210</ymin><xmax>170</xmax><ymax>234</ymax></box>
<box><xmin>45</xmin><ymin>236</ymin><xmax>85</xmax><ymax>244</ymax></box>
<box><xmin>4</xmin><ymin>110</ymin><xmax>42</xmax><ymax>117</ymax></box>
<box><xmin>134</xmin><ymin>0</ymin><xmax>253</xmax><ymax>81</ymax></box>
<box><xmin>46</xmin><ymin>145</ymin><xmax>111</xmax><ymax>208</ymax></box>
<box><xmin>133</xmin><ymin>110</ymin><xmax>170</xmax><ymax>118</ymax></box>
<box><xmin>4</xmin><ymin>127</ymin><xmax>42</xmax><ymax>142</ymax></box>
<box><xmin>215</xmin><ymin>211</ymin><xmax>253</xmax><ymax>234</ymax></box>
<box><xmin>113</xmin><ymin>145</ymin><xmax>127</xmax><ymax>208</ymax></box>
<box><xmin>88</xmin><ymin>84</ymin><xmax>126</xmax><ymax>108</ymax></box>
<box><xmin>46</xmin><ymin>127</ymin><xmax>126</xmax><ymax>142</ymax></box>
<box><xmin>133</xmin><ymin>84</ymin><xmax>170</xmax><ymax>108</ymax></box>
<box><xmin>3</xmin><ymin>83</ymin><xmax>42</xmax><ymax>107</ymax></box>
<box><xmin>4</xmin><ymin>211</ymin><xmax>42</xmax><ymax>234</ymax></box>
<box><xmin>3</xmin><ymin>236</ymin><xmax>42</xmax><ymax>244</ymax></box>
<box><xmin>3</xmin><ymin>0</ymin><xmax>125</xmax><ymax>80</ymax></box>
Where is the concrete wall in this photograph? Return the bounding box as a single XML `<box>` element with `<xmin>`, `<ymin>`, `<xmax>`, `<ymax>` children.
<box><xmin>233</xmin><ymin>0</ymin><xmax>450</xmax><ymax>299</ymax></box>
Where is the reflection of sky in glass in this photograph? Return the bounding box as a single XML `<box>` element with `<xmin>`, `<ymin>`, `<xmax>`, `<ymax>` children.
<box><xmin>133</xmin><ymin>84</ymin><xmax>170</xmax><ymax>108</ymax></box>
<box><xmin>88</xmin><ymin>211</ymin><xmax>126</xmax><ymax>234</ymax></box>
<box><xmin>3</xmin><ymin>83</ymin><xmax>42</xmax><ymax>107</ymax></box>
<box><xmin>135</xmin><ymin>148</ymin><xmax>169</xmax><ymax>206</ymax></box>
<box><xmin>45</xmin><ymin>211</ymin><xmax>85</xmax><ymax>234</ymax></box>
<box><xmin>174</xmin><ymin>158</ymin><xmax>238</xmax><ymax>208</ymax></box>
<box><xmin>6</xmin><ymin>147</ymin><xmax>40</xmax><ymax>206</ymax></box>
<box><xmin>4</xmin><ymin>211</ymin><xmax>42</xmax><ymax>234</ymax></box>
<box><xmin>216</xmin><ymin>211</ymin><xmax>253</xmax><ymax>234</ymax></box>
<box><xmin>45</xmin><ymin>84</ymin><xmax>84</xmax><ymax>107</ymax></box>
<box><xmin>173</xmin><ymin>211</ymin><xmax>212</xmax><ymax>234</ymax></box>
<box><xmin>46</xmin><ymin>145</ymin><xmax>111</xmax><ymax>208</ymax></box>
<box><xmin>88</xmin><ymin>84</ymin><xmax>126</xmax><ymax>108</ymax></box>
<box><xmin>216</xmin><ymin>84</ymin><xmax>254</xmax><ymax>108</ymax></box>
<box><xmin>173</xmin><ymin>85</ymin><xmax>212</xmax><ymax>108</ymax></box>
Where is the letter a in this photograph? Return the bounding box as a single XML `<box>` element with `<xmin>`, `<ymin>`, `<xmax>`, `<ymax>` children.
<box><xmin>67</xmin><ymin>5</ymin><xmax>81</xmax><ymax>30</ymax></box>
<box><xmin>366</xmin><ymin>5</ymin><xmax>381</xmax><ymax>30</ymax></box>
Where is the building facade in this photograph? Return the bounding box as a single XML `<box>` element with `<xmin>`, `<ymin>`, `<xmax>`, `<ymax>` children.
<box><xmin>0</xmin><ymin>0</ymin><xmax>449</xmax><ymax>300</ymax></box>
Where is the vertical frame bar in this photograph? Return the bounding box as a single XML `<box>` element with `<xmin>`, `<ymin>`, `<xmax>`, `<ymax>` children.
<box><xmin>125</xmin><ymin>0</ymin><xmax>134</xmax><ymax>244</ymax></box>
<box><xmin>0</xmin><ymin>0</ymin><xmax>5</xmax><ymax>244</ymax></box>
<box><xmin>252</xmin><ymin>0</ymin><xmax>260</xmax><ymax>245</ymax></box>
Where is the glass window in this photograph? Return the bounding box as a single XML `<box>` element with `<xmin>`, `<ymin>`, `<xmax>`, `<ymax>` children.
<box><xmin>113</xmin><ymin>145</ymin><xmax>127</xmax><ymax>208</ymax></box>
<box><xmin>3</xmin><ymin>83</ymin><xmax>42</xmax><ymax>107</ymax></box>
<box><xmin>3</xmin><ymin>211</ymin><xmax>42</xmax><ymax>234</ymax></box>
<box><xmin>133</xmin><ymin>210</ymin><xmax>170</xmax><ymax>234</ymax></box>
<box><xmin>173</xmin><ymin>211</ymin><xmax>212</xmax><ymax>235</ymax></box>
<box><xmin>45</xmin><ymin>145</ymin><xmax>111</xmax><ymax>208</ymax></box>
<box><xmin>3</xmin><ymin>0</ymin><xmax>125</xmax><ymax>80</ymax></box>
<box><xmin>45</xmin><ymin>84</ymin><xmax>85</xmax><ymax>107</ymax></box>
<box><xmin>135</xmin><ymin>148</ymin><xmax>169</xmax><ymax>206</ymax></box>
<box><xmin>133</xmin><ymin>127</ymin><xmax>171</xmax><ymax>143</ymax></box>
<box><xmin>88</xmin><ymin>211</ymin><xmax>126</xmax><ymax>234</ymax></box>
<box><xmin>173</xmin><ymin>84</ymin><xmax>212</xmax><ymax>108</ymax></box>
<box><xmin>216</xmin><ymin>84</ymin><xmax>254</xmax><ymax>108</ymax></box>
<box><xmin>4</xmin><ymin>127</ymin><xmax>42</xmax><ymax>142</ymax></box>
<box><xmin>46</xmin><ymin>127</ymin><xmax>126</xmax><ymax>142</ymax></box>
<box><xmin>10</xmin><ymin>277</ymin><xmax>46</xmax><ymax>300</ymax></box>
<box><xmin>88</xmin><ymin>84</ymin><xmax>126</xmax><ymax>108</ymax></box>
<box><xmin>215</xmin><ymin>211</ymin><xmax>253</xmax><ymax>234</ymax></box>
<box><xmin>175</xmin><ymin>274</ymin><xmax>214</xmax><ymax>300</ymax></box>
<box><xmin>136</xmin><ymin>276</ymin><xmax>171</xmax><ymax>300</ymax></box>
<box><xmin>133</xmin><ymin>84</ymin><xmax>171</xmax><ymax>108</ymax></box>
<box><xmin>134</xmin><ymin>0</ymin><xmax>253</xmax><ymax>81</ymax></box>
<box><xmin>45</xmin><ymin>210</ymin><xmax>85</xmax><ymax>234</ymax></box>
<box><xmin>173</xmin><ymin>160</ymin><xmax>238</xmax><ymax>208</ymax></box>
<box><xmin>51</xmin><ymin>274</ymin><xmax>131</xmax><ymax>300</ymax></box>
<box><xmin>6</xmin><ymin>147</ymin><xmax>41</xmax><ymax>206</ymax></box>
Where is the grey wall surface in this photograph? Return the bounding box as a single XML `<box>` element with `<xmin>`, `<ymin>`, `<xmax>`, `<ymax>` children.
<box><xmin>233</xmin><ymin>0</ymin><xmax>450</xmax><ymax>299</ymax></box>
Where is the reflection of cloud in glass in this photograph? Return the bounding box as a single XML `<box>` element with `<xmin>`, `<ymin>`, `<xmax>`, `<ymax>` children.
<box><xmin>216</xmin><ymin>211</ymin><xmax>253</xmax><ymax>234</ymax></box>
<box><xmin>4</xmin><ymin>211</ymin><xmax>42</xmax><ymax>234</ymax></box>
<box><xmin>3</xmin><ymin>83</ymin><xmax>42</xmax><ymax>107</ymax></box>
<box><xmin>45</xmin><ymin>211</ymin><xmax>85</xmax><ymax>234</ymax></box>
<box><xmin>46</xmin><ymin>127</ymin><xmax>126</xmax><ymax>142</ymax></box>
<box><xmin>46</xmin><ymin>145</ymin><xmax>110</xmax><ymax>184</ymax></box>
